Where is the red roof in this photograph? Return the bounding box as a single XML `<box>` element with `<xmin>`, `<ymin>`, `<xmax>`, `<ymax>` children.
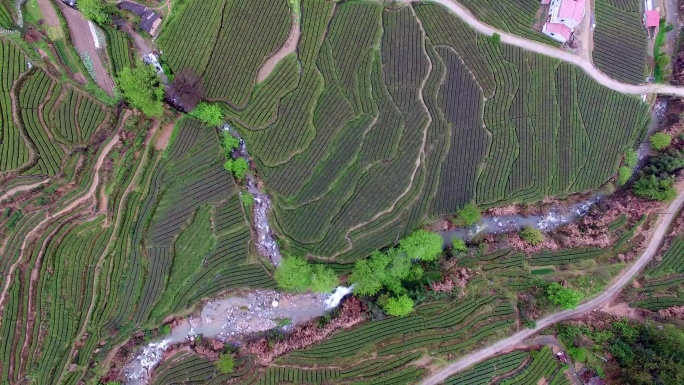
<box><xmin>557</xmin><ymin>0</ymin><xmax>586</xmax><ymax>22</ymax></box>
<box><xmin>544</xmin><ymin>22</ymin><xmax>573</xmax><ymax>40</ymax></box>
<box><xmin>645</xmin><ymin>10</ymin><xmax>660</xmax><ymax>27</ymax></box>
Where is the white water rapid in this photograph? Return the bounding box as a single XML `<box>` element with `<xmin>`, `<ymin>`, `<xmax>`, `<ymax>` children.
<box><xmin>123</xmin><ymin>287</ymin><xmax>353</xmax><ymax>385</ymax></box>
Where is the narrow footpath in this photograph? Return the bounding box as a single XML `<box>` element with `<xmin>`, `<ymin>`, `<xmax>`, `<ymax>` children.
<box><xmin>411</xmin><ymin>0</ymin><xmax>684</xmax><ymax>97</ymax></box>
<box><xmin>421</xmin><ymin>188</ymin><xmax>684</xmax><ymax>385</ymax></box>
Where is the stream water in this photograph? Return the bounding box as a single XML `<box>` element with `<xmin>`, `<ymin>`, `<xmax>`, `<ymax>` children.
<box><xmin>223</xmin><ymin>124</ymin><xmax>282</xmax><ymax>265</ymax></box>
<box><xmin>123</xmin><ymin>287</ymin><xmax>353</xmax><ymax>385</ymax></box>
<box><xmin>439</xmin><ymin>97</ymin><xmax>668</xmax><ymax>247</ymax></box>
<box><xmin>439</xmin><ymin>197</ymin><xmax>600</xmax><ymax>246</ymax></box>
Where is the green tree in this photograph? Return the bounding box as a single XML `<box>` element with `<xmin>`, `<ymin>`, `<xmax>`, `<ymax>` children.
<box><xmin>350</xmin><ymin>251</ymin><xmax>388</xmax><ymax>296</ymax></box>
<box><xmin>546</xmin><ymin>282</ymin><xmax>582</xmax><ymax>309</ymax></box>
<box><xmin>491</xmin><ymin>32</ymin><xmax>501</xmax><ymax>46</ymax></box>
<box><xmin>650</xmin><ymin>132</ymin><xmax>672</xmax><ymax>150</ymax></box>
<box><xmin>309</xmin><ymin>264</ymin><xmax>339</xmax><ymax>293</ymax></box>
<box><xmin>567</xmin><ymin>347</ymin><xmax>588</xmax><ymax>362</ymax></box>
<box><xmin>78</xmin><ymin>0</ymin><xmax>110</xmax><ymax>25</ymax></box>
<box><xmin>117</xmin><ymin>65</ymin><xmax>164</xmax><ymax>117</ymax></box>
<box><xmin>656</xmin><ymin>54</ymin><xmax>671</xmax><ymax>68</ymax></box>
<box><xmin>223</xmin><ymin>133</ymin><xmax>240</xmax><ymax>151</ymax></box>
<box><xmin>633</xmin><ymin>174</ymin><xmax>677</xmax><ymax>201</ymax></box>
<box><xmin>190</xmin><ymin>102</ymin><xmax>224</xmax><ymax>126</ymax></box>
<box><xmin>458</xmin><ymin>203</ymin><xmax>481</xmax><ymax>226</ymax></box>
<box><xmin>624</xmin><ymin>149</ymin><xmax>638</xmax><ymax>168</ymax></box>
<box><xmin>274</xmin><ymin>255</ymin><xmax>312</xmax><ymax>292</ymax></box>
<box><xmin>159</xmin><ymin>324</ymin><xmax>171</xmax><ymax>335</ymax></box>
<box><xmin>274</xmin><ymin>255</ymin><xmax>338</xmax><ymax>293</ymax></box>
<box><xmin>216</xmin><ymin>354</ymin><xmax>234</xmax><ymax>374</ymax></box>
<box><xmin>609</xmin><ymin>323</ymin><xmax>684</xmax><ymax>384</ymax></box>
<box><xmin>230</xmin><ymin>158</ymin><xmax>249</xmax><ymax>179</ymax></box>
<box><xmin>223</xmin><ymin>160</ymin><xmax>233</xmax><ymax>173</ymax></box>
<box><xmin>240</xmin><ymin>192</ymin><xmax>254</xmax><ymax>209</ymax></box>
<box><xmin>398</xmin><ymin>229</ymin><xmax>443</xmax><ymax>261</ymax></box>
<box><xmin>452</xmin><ymin>237</ymin><xmax>467</xmax><ymax>252</ymax></box>
<box><xmin>617</xmin><ymin>166</ymin><xmax>632</xmax><ymax>185</ymax></box>
<box><xmin>520</xmin><ymin>226</ymin><xmax>544</xmax><ymax>245</ymax></box>
<box><xmin>383</xmin><ymin>294</ymin><xmax>414</xmax><ymax>317</ymax></box>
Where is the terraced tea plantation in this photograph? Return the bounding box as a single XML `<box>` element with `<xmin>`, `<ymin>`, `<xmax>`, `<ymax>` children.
<box><xmin>630</xmin><ymin>236</ymin><xmax>684</xmax><ymax>311</ymax></box>
<box><xmin>593</xmin><ymin>0</ymin><xmax>648</xmax><ymax>84</ymax></box>
<box><xmin>0</xmin><ymin>0</ymin><xmax>662</xmax><ymax>384</ymax></box>
<box><xmin>160</xmin><ymin>0</ymin><xmax>650</xmax><ymax>262</ymax></box>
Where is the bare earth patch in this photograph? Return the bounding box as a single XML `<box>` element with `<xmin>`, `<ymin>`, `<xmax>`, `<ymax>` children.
<box><xmin>600</xmin><ymin>301</ymin><xmax>644</xmax><ymax>321</ymax></box>
<box><xmin>57</xmin><ymin>2</ymin><xmax>116</xmax><ymax>96</ymax></box>
<box><xmin>256</xmin><ymin>17</ymin><xmax>300</xmax><ymax>82</ymax></box>
<box><xmin>154</xmin><ymin>122</ymin><xmax>175</xmax><ymax>151</ymax></box>
<box><xmin>37</xmin><ymin>0</ymin><xmax>60</xmax><ymax>27</ymax></box>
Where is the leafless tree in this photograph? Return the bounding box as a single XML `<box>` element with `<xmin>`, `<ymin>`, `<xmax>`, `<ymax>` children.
<box><xmin>165</xmin><ymin>68</ymin><xmax>204</xmax><ymax>112</ymax></box>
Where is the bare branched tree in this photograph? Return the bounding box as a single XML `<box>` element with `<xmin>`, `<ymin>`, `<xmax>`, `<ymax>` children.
<box><xmin>165</xmin><ymin>68</ymin><xmax>204</xmax><ymax>112</ymax></box>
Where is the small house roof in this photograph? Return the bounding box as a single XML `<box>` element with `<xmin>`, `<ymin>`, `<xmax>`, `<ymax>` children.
<box><xmin>645</xmin><ymin>10</ymin><xmax>660</xmax><ymax>27</ymax></box>
<box><xmin>557</xmin><ymin>0</ymin><xmax>586</xmax><ymax>21</ymax></box>
<box><xmin>543</xmin><ymin>22</ymin><xmax>572</xmax><ymax>39</ymax></box>
<box><xmin>118</xmin><ymin>1</ymin><xmax>147</xmax><ymax>16</ymax></box>
<box><xmin>140</xmin><ymin>10</ymin><xmax>161</xmax><ymax>33</ymax></box>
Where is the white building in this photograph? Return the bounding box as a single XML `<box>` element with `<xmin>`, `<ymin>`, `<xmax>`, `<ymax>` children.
<box><xmin>542</xmin><ymin>0</ymin><xmax>586</xmax><ymax>43</ymax></box>
<box><xmin>547</xmin><ymin>0</ymin><xmax>586</xmax><ymax>29</ymax></box>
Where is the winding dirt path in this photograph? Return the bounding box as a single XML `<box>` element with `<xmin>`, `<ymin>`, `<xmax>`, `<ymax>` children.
<box><xmin>0</xmin><ymin>179</ymin><xmax>49</xmax><ymax>203</ymax></box>
<box><xmin>421</xmin><ymin>188</ymin><xmax>684</xmax><ymax>385</ymax></box>
<box><xmin>0</xmin><ymin>132</ymin><xmax>119</xmax><ymax>313</ymax></box>
<box><xmin>410</xmin><ymin>0</ymin><xmax>684</xmax><ymax>96</ymax></box>
<box><xmin>257</xmin><ymin>17</ymin><xmax>300</xmax><ymax>82</ymax></box>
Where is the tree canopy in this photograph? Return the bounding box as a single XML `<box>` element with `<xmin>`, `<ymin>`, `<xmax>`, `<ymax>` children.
<box><xmin>546</xmin><ymin>282</ymin><xmax>582</xmax><ymax>309</ymax></box>
<box><xmin>216</xmin><ymin>354</ymin><xmax>234</xmax><ymax>374</ymax></box>
<box><xmin>383</xmin><ymin>294</ymin><xmax>414</xmax><ymax>317</ymax></box>
<box><xmin>451</xmin><ymin>237</ymin><xmax>467</xmax><ymax>252</ymax></box>
<box><xmin>117</xmin><ymin>64</ymin><xmax>164</xmax><ymax>117</ymax></box>
<box><xmin>457</xmin><ymin>203</ymin><xmax>481</xmax><ymax>226</ymax></box>
<box><xmin>274</xmin><ymin>255</ymin><xmax>338</xmax><ymax>293</ymax></box>
<box><xmin>78</xmin><ymin>0</ymin><xmax>111</xmax><ymax>25</ymax></box>
<box><xmin>609</xmin><ymin>322</ymin><xmax>684</xmax><ymax>384</ymax></box>
<box><xmin>227</xmin><ymin>158</ymin><xmax>249</xmax><ymax>179</ymax></box>
<box><xmin>398</xmin><ymin>230</ymin><xmax>444</xmax><ymax>261</ymax></box>
<box><xmin>189</xmin><ymin>102</ymin><xmax>224</xmax><ymax>126</ymax></box>
<box><xmin>633</xmin><ymin>174</ymin><xmax>677</xmax><ymax>201</ymax></box>
<box><xmin>350</xmin><ymin>230</ymin><xmax>443</xmax><ymax>298</ymax></box>
<box><xmin>650</xmin><ymin>132</ymin><xmax>672</xmax><ymax>150</ymax></box>
<box><xmin>520</xmin><ymin>226</ymin><xmax>544</xmax><ymax>245</ymax></box>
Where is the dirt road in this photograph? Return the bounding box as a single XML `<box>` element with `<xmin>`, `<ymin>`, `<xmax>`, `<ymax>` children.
<box><xmin>55</xmin><ymin>1</ymin><xmax>115</xmax><ymax>96</ymax></box>
<box><xmin>36</xmin><ymin>0</ymin><xmax>60</xmax><ymax>28</ymax></box>
<box><xmin>421</xmin><ymin>188</ymin><xmax>684</xmax><ymax>385</ymax></box>
<box><xmin>257</xmin><ymin>17</ymin><xmax>300</xmax><ymax>82</ymax></box>
<box><xmin>412</xmin><ymin>0</ymin><xmax>684</xmax><ymax>97</ymax></box>
<box><xmin>0</xmin><ymin>179</ymin><xmax>49</xmax><ymax>203</ymax></box>
<box><xmin>123</xmin><ymin>23</ymin><xmax>153</xmax><ymax>57</ymax></box>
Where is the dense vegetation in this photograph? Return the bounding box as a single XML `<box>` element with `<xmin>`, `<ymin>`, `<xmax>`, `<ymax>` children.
<box><xmin>632</xmin><ymin>133</ymin><xmax>684</xmax><ymax>200</ymax></box>
<box><xmin>557</xmin><ymin>320</ymin><xmax>684</xmax><ymax>383</ymax></box>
